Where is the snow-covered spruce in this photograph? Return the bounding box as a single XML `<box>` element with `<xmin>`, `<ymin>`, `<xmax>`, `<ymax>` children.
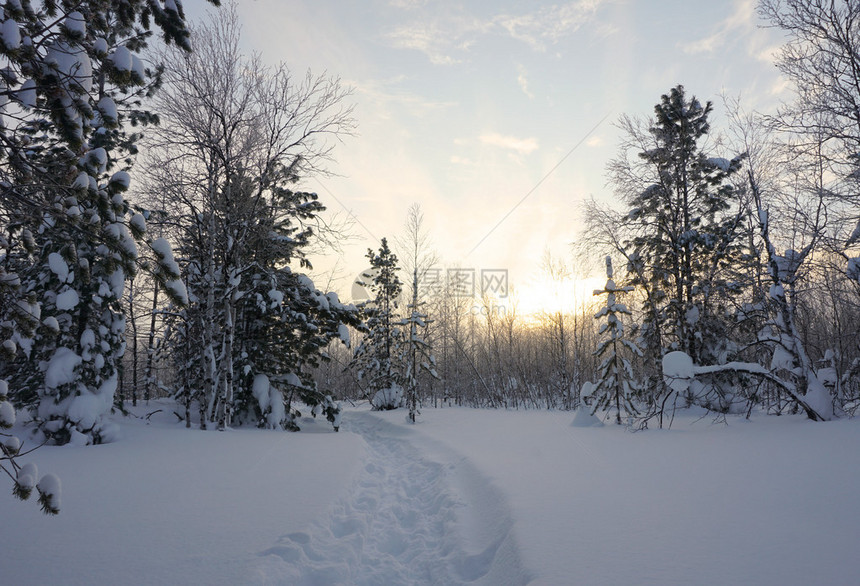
<box><xmin>0</xmin><ymin>1</ymin><xmax>217</xmax><ymax>446</ymax></box>
<box><xmin>587</xmin><ymin>257</ymin><xmax>641</xmax><ymax>425</ymax></box>
<box><xmin>351</xmin><ymin>239</ymin><xmax>409</xmax><ymax>412</ymax></box>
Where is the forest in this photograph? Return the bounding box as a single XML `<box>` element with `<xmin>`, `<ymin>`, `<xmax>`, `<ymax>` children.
<box><xmin>2</xmin><ymin>0</ymin><xmax>860</xmax><ymax>515</ymax></box>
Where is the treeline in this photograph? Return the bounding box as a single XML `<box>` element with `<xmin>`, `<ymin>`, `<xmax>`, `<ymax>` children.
<box><xmin>308</xmin><ymin>1</ymin><xmax>860</xmax><ymax>426</ymax></box>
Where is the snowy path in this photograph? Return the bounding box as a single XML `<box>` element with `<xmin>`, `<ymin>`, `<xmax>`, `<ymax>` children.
<box><xmin>253</xmin><ymin>411</ymin><xmax>530</xmax><ymax>585</ymax></box>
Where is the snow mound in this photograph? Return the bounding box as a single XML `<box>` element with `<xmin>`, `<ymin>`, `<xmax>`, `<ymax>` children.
<box><xmin>570</xmin><ymin>407</ymin><xmax>604</xmax><ymax>427</ymax></box>
<box><xmin>663</xmin><ymin>350</ymin><xmax>694</xmax><ymax>393</ymax></box>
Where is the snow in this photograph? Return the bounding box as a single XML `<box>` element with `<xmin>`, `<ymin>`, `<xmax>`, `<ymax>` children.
<box><xmin>338</xmin><ymin>323</ymin><xmax>351</xmax><ymax>346</ymax></box>
<box><xmin>0</xmin><ymin>399</ymin><xmax>15</xmax><ymax>426</ymax></box>
<box><xmin>3</xmin><ymin>434</ymin><xmax>20</xmax><ymax>454</ymax></box>
<box><xmin>16</xmin><ymin>462</ymin><xmax>37</xmax><ymax>491</ymax></box>
<box><xmin>93</xmin><ymin>37</ymin><xmax>108</xmax><ymax>55</ymax></box>
<box><xmin>44</xmin><ymin>347</ymin><xmax>81</xmax><ymax>388</ymax></box>
<box><xmin>252</xmin><ymin>373</ymin><xmax>271</xmax><ymax>411</ymax></box>
<box><xmin>97</xmin><ymin>96</ymin><xmax>118</xmax><ymax>124</ymax></box>
<box><xmin>44</xmin><ymin>40</ymin><xmax>92</xmax><ymax>93</ymax></box>
<box><xmin>166</xmin><ymin>278</ymin><xmax>189</xmax><ymax>305</ymax></box>
<box><xmin>110</xmin><ymin>170</ymin><xmax>130</xmax><ymax>190</ymax></box>
<box><xmin>47</xmin><ymin>252</ymin><xmax>69</xmax><ymax>282</ymax></box>
<box><xmin>64</xmin><ymin>11</ymin><xmax>86</xmax><ymax>35</ymax></box>
<box><xmin>569</xmin><ymin>406</ymin><xmax>603</xmax><ymax>427</ymax></box>
<box><xmin>151</xmin><ymin>237</ymin><xmax>179</xmax><ymax>273</ymax></box>
<box><xmin>2</xmin><ymin>404</ymin><xmax>859</xmax><ymax>585</ymax></box>
<box><xmin>708</xmin><ymin>156</ymin><xmax>731</xmax><ymax>171</ymax></box>
<box><xmin>130</xmin><ymin>213</ymin><xmax>146</xmax><ymax>234</ymax></box>
<box><xmin>131</xmin><ymin>55</ymin><xmax>145</xmax><ymax>80</ymax></box>
<box><xmin>151</xmin><ymin>238</ymin><xmax>188</xmax><ymax>304</ymax></box>
<box><xmin>55</xmin><ymin>288</ymin><xmax>80</xmax><ymax>310</ymax></box>
<box><xmin>17</xmin><ymin>78</ymin><xmax>36</xmax><ymax>108</ymax></box>
<box><xmin>36</xmin><ymin>473</ymin><xmax>61</xmax><ymax>512</ymax></box>
<box><xmin>771</xmin><ymin>343</ymin><xmax>796</xmax><ymax>371</ymax></box>
<box><xmin>72</xmin><ymin>171</ymin><xmax>89</xmax><ymax>190</ymax></box>
<box><xmin>848</xmin><ymin>256</ymin><xmax>860</xmax><ymax>282</ymax></box>
<box><xmin>580</xmin><ymin>380</ymin><xmax>595</xmax><ymax>399</ymax></box>
<box><xmin>110</xmin><ymin>46</ymin><xmax>133</xmax><ymax>72</ymax></box>
<box><xmin>372</xmin><ymin>382</ymin><xmax>403</xmax><ymax>410</ymax></box>
<box><xmin>110</xmin><ymin>268</ymin><xmax>125</xmax><ymax>298</ymax></box>
<box><xmin>267</xmin><ymin>288</ymin><xmax>284</xmax><ymax>305</ymax></box>
<box><xmin>1</xmin><ymin>403</ymin><xmax>366</xmax><ymax>584</ymax></box>
<box><xmin>1</xmin><ymin>18</ymin><xmax>20</xmax><ymax>50</ymax></box>
<box><xmin>84</xmin><ymin>147</ymin><xmax>108</xmax><ymax>173</ymax></box>
<box><xmin>107</xmin><ymin>222</ymin><xmax>137</xmax><ymax>257</ymax></box>
<box><xmin>662</xmin><ymin>350</ymin><xmax>694</xmax><ymax>393</ymax></box>
<box><xmin>67</xmin><ymin>391</ymin><xmax>105</xmax><ymax>430</ymax></box>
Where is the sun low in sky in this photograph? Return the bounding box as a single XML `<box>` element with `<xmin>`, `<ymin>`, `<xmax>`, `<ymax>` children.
<box><xmin>190</xmin><ymin>0</ymin><xmax>788</xmax><ymax>317</ymax></box>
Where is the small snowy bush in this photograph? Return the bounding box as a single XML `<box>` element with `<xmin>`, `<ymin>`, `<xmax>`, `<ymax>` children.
<box><xmin>372</xmin><ymin>383</ymin><xmax>403</xmax><ymax>411</ymax></box>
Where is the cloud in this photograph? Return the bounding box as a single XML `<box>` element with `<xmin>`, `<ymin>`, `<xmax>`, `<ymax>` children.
<box><xmin>386</xmin><ymin>24</ymin><xmax>464</xmax><ymax>65</ymax></box>
<box><xmin>496</xmin><ymin>0</ymin><xmax>605</xmax><ymax>51</ymax></box>
<box><xmin>351</xmin><ymin>76</ymin><xmax>457</xmax><ymax>117</ymax></box>
<box><xmin>480</xmin><ymin>132</ymin><xmax>539</xmax><ymax>154</ymax></box>
<box><xmin>517</xmin><ymin>64</ymin><xmax>535</xmax><ymax>98</ymax></box>
<box><xmin>385</xmin><ymin>0</ymin><xmax>607</xmax><ymax>64</ymax></box>
<box><xmin>450</xmin><ymin>155</ymin><xmax>475</xmax><ymax>165</ymax></box>
<box><xmin>681</xmin><ymin>0</ymin><xmax>757</xmax><ymax>54</ymax></box>
<box><xmin>386</xmin><ymin>9</ymin><xmax>492</xmax><ymax>65</ymax></box>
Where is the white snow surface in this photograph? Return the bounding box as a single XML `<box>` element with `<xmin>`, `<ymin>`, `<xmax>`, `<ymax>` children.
<box><xmin>2</xmin><ymin>403</ymin><xmax>859</xmax><ymax>585</ymax></box>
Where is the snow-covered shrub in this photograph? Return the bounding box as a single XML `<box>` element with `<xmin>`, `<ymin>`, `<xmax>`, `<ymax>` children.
<box><xmin>372</xmin><ymin>383</ymin><xmax>404</xmax><ymax>411</ymax></box>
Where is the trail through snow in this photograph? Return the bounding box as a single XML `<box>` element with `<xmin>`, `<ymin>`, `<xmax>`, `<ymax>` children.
<box><xmin>253</xmin><ymin>411</ymin><xmax>530</xmax><ymax>585</ymax></box>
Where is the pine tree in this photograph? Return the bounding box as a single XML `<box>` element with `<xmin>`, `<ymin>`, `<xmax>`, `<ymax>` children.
<box><xmin>590</xmin><ymin>257</ymin><xmax>640</xmax><ymax>425</ymax></box>
<box><xmin>611</xmin><ymin>85</ymin><xmax>748</xmax><ymax>409</ymax></box>
<box><xmin>352</xmin><ymin>238</ymin><xmax>406</xmax><ymax>410</ymax></box>
<box><xmin>0</xmin><ymin>0</ymin><xmax>204</xmax><ymax>444</ymax></box>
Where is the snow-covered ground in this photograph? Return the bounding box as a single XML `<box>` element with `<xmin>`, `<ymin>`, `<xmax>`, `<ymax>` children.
<box><xmin>3</xmin><ymin>402</ymin><xmax>859</xmax><ymax>585</ymax></box>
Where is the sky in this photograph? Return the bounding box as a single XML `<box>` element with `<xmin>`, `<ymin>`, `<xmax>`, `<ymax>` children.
<box><xmin>185</xmin><ymin>0</ymin><xmax>789</xmax><ymax>314</ymax></box>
